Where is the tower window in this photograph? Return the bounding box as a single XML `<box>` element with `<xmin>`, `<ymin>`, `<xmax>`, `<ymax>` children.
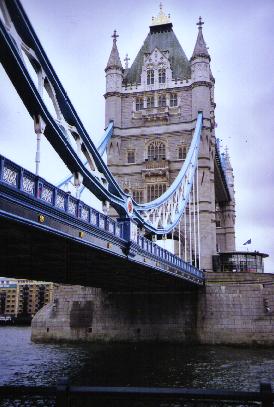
<box><xmin>170</xmin><ymin>93</ymin><xmax>178</xmax><ymax>107</ymax></box>
<box><xmin>147</xmin><ymin>141</ymin><xmax>166</xmax><ymax>161</ymax></box>
<box><xmin>146</xmin><ymin>96</ymin><xmax>154</xmax><ymax>108</ymax></box>
<box><xmin>132</xmin><ymin>190</ymin><xmax>143</xmax><ymax>203</ymax></box>
<box><xmin>147</xmin><ymin>70</ymin><xmax>154</xmax><ymax>85</ymax></box>
<box><xmin>147</xmin><ymin>183</ymin><xmax>167</xmax><ymax>201</ymax></box>
<box><xmin>158</xmin><ymin>69</ymin><xmax>166</xmax><ymax>84</ymax></box>
<box><xmin>136</xmin><ymin>97</ymin><xmax>144</xmax><ymax>111</ymax></box>
<box><xmin>127</xmin><ymin>150</ymin><xmax>135</xmax><ymax>164</ymax></box>
<box><xmin>158</xmin><ymin>95</ymin><xmax>166</xmax><ymax>107</ymax></box>
<box><xmin>178</xmin><ymin>145</ymin><xmax>187</xmax><ymax>160</ymax></box>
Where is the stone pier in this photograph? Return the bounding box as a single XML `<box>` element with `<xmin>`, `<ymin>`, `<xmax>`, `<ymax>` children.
<box><xmin>31</xmin><ymin>272</ymin><xmax>274</xmax><ymax>345</ymax></box>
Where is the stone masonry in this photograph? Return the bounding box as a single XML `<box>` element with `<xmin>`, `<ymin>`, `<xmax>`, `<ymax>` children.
<box><xmin>104</xmin><ymin>7</ymin><xmax>236</xmax><ymax>271</ymax></box>
<box><xmin>31</xmin><ymin>272</ymin><xmax>274</xmax><ymax>345</ymax></box>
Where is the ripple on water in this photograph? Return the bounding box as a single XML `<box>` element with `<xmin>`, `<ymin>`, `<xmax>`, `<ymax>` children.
<box><xmin>0</xmin><ymin>327</ymin><xmax>273</xmax><ymax>390</ymax></box>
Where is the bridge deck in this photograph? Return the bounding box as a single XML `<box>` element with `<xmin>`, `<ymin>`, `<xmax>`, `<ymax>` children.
<box><xmin>0</xmin><ymin>157</ymin><xmax>204</xmax><ymax>290</ymax></box>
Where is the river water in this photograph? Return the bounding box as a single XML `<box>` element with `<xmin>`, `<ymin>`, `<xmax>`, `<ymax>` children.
<box><xmin>0</xmin><ymin>327</ymin><xmax>273</xmax><ymax>391</ymax></box>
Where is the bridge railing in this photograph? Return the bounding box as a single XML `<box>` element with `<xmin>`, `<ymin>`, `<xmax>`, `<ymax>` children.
<box><xmin>0</xmin><ymin>155</ymin><xmax>203</xmax><ymax>282</ymax></box>
<box><xmin>0</xmin><ymin>382</ymin><xmax>272</xmax><ymax>406</ymax></box>
<box><xmin>137</xmin><ymin>235</ymin><xmax>204</xmax><ymax>280</ymax></box>
<box><xmin>0</xmin><ymin>155</ymin><xmax>123</xmax><ymax>239</ymax></box>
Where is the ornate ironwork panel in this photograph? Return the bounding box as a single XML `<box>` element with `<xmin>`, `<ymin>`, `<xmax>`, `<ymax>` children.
<box><xmin>68</xmin><ymin>198</ymin><xmax>77</xmax><ymax>216</ymax></box>
<box><xmin>91</xmin><ymin>210</ymin><xmax>98</xmax><ymax>226</ymax></box>
<box><xmin>81</xmin><ymin>206</ymin><xmax>89</xmax><ymax>222</ymax></box>
<box><xmin>99</xmin><ymin>214</ymin><xmax>105</xmax><ymax>230</ymax></box>
<box><xmin>41</xmin><ymin>185</ymin><xmax>53</xmax><ymax>204</ymax></box>
<box><xmin>22</xmin><ymin>175</ymin><xmax>35</xmax><ymax>195</ymax></box>
<box><xmin>3</xmin><ymin>166</ymin><xmax>18</xmax><ymax>187</ymax></box>
<box><xmin>55</xmin><ymin>192</ymin><xmax>66</xmax><ymax>210</ymax></box>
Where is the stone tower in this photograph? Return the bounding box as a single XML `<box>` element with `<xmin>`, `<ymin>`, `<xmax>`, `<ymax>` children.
<box><xmin>105</xmin><ymin>7</ymin><xmax>236</xmax><ymax>271</ymax></box>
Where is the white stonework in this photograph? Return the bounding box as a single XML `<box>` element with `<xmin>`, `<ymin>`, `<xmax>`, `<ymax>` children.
<box><xmin>105</xmin><ymin>19</ymin><xmax>236</xmax><ymax>271</ymax></box>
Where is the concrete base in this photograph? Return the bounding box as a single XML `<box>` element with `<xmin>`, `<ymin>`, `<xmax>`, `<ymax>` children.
<box><xmin>31</xmin><ymin>273</ymin><xmax>274</xmax><ymax>345</ymax></box>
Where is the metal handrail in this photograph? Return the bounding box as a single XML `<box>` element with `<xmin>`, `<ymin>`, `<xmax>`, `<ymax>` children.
<box><xmin>0</xmin><ymin>382</ymin><xmax>272</xmax><ymax>406</ymax></box>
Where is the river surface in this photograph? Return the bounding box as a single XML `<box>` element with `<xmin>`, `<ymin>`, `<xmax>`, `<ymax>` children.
<box><xmin>0</xmin><ymin>327</ymin><xmax>273</xmax><ymax>391</ymax></box>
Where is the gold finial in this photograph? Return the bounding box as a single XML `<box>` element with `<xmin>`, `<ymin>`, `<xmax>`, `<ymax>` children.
<box><xmin>151</xmin><ymin>3</ymin><xmax>171</xmax><ymax>26</ymax></box>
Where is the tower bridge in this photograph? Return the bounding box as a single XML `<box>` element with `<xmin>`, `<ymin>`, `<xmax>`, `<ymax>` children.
<box><xmin>0</xmin><ymin>1</ymin><xmax>272</xmax><ymax>344</ymax></box>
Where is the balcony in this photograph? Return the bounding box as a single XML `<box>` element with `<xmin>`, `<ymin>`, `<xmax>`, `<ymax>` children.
<box><xmin>142</xmin><ymin>159</ymin><xmax>169</xmax><ymax>179</ymax></box>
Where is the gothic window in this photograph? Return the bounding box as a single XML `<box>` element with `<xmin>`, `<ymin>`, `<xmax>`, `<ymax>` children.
<box><xmin>147</xmin><ymin>140</ymin><xmax>166</xmax><ymax>161</ymax></box>
<box><xmin>147</xmin><ymin>183</ymin><xmax>167</xmax><ymax>201</ymax></box>
<box><xmin>178</xmin><ymin>145</ymin><xmax>187</xmax><ymax>160</ymax></box>
<box><xmin>147</xmin><ymin>69</ymin><xmax>154</xmax><ymax>85</ymax></box>
<box><xmin>158</xmin><ymin>95</ymin><xmax>166</xmax><ymax>107</ymax></box>
<box><xmin>146</xmin><ymin>96</ymin><xmax>154</xmax><ymax>108</ymax></box>
<box><xmin>127</xmin><ymin>150</ymin><xmax>135</xmax><ymax>163</ymax></box>
<box><xmin>132</xmin><ymin>190</ymin><xmax>143</xmax><ymax>203</ymax></box>
<box><xmin>136</xmin><ymin>97</ymin><xmax>144</xmax><ymax>111</ymax></box>
<box><xmin>170</xmin><ymin>93</ymin><xmax>178</xmax><ymax>107</ymax></box>
<box><xmin>158</xmin><ymin>68</ymin><xmax>166</xmax><ymax>84</ymax></box>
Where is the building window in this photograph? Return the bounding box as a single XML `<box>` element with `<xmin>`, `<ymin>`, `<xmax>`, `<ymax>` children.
<box><xmin>127</xmin><ymin>150</ymin><xmax>135</xmax><ymax>164</ymax></box>
<box><xmin>147</xmin><ymin>184</ymin><xmax>167</xmax><ymax>201</ymax></box>
<box><xmin>158</xmin><ymin>95</ymin><xmax>166</xmax><ymax>107</ymax></box>
<box><xmin>132</xmin><ymin>190</ymin><xmax>143</xmax><ymax>203</ymax></box>
<box><xmin>158</xmin><ymin>68</ymin><xmax>166</xmax><ymax>84</ymax></box>
<box><xmin>146</xmin><ymin>96</ymin><xmax>154</xmax><ymax>108</ymax></box>
<box><xmin>147</xmin><ymin>69</ymin><xmax>154</xmax><ymax>85</ymax></box>
<box><xmin>170</xmin><ymin>93</ymin><xmax>178</xmax><ymax>107</ymax></box>
<box><xmin>147</xmin><ymin>141</ymin><xmax>166</xmax><ymax>161</ymax></box>
<box><xmin>178</xmin><ymin>145</ymin><xmax>187</xmax><ymax>160</ymax></box>
<box><xmin>136</xmin><ymin>97</ymin><xmax>144</xmax><ymax>111</ymax></box>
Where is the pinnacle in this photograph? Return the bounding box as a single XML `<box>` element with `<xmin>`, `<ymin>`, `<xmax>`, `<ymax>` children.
<box><xmin>105</xmin><ymin>30</ymin><xmax>123</xmax><ymax>71</ymax></box>
<box><xmin>191</xmin><ymin>17</ymin><xmax>210</xmax><ymax>60</ymax></box>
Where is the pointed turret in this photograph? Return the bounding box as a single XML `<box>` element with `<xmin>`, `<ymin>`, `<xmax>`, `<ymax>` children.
<box><xmin>105</xmin><ymin>30</ymin><xmax>123</xmax><ymax>127</ymax></box>
<box><xmin>190</xmin><ymin>17</ymin><xmax>211</xmax><ymax>116</ymax></box>
<box><xmin>105</xmin><ymin>30</ymin><xmax>123</xmax><ymax>71</ymax></box>
<box><xmin>191</xmin><ymin>17</ymin><xmax>210</xmax><ymax>61</ymax></box>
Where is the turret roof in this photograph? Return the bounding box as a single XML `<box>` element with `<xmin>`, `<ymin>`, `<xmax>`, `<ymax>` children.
<box><xmin>123</xmin><ymin>24</ymin><xmax>191</xmax><ymax>85</ymax></box>
<box><xmin>105</xmin><ymin>30</ymin><xmax>123</xmax><ymax>71</ymax></box>
<box><xmin>191</xmin><ymin>17</ymin><xmax>210</xmax><ymax>60</ymax></box>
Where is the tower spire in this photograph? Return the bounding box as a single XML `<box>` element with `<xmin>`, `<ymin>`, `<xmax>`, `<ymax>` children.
<box><xmin>191</xmin><ymin>17</ymin><xmax>210</xmax><ymax>60</ymax></box>
<box><xmin>105</xmin><ymin>29</ymin><xmax>123</xmax><ymax>71</ymax></box>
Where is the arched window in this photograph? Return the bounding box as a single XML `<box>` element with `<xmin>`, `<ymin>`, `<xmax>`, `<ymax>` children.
<box><xmin>147</xmin><ymin>141</ymin><xmax>166</xmax><ymax>161</ymax></box>
<box><xmin>158</xmin><ymin>95</ymin><xmax>166</xmax><ymax>107</ymax></box>
<box><xmin>147</xmin><ymin>183</ymin><xmax>167</xmax><ymax>201</ymax></box>
<box><xmin>132</xmin><ymin>190</ymin><xmax>144</xmax><ymax>203</ymax></box>
<box><xmin>146</xmin><ymin>95</ymin><xmax>154</xmax><ymax>108</ymax></box>
<box><xmin>147</xmin><ymin>69</ymin><xmax>154</xmax><ymax>85</ymax></box>
<box><xmin>127</xmin><ymin>150</ymin><xmax>135</xmax><ymax>163</ymax></box>
<box><xmin>178</xmin><ymin>145</ymin><xmax>187</xmax><ymax>160</ymax></box>
<box><xmin>158</xmin><ymin>68</ymin><xmax>166</xmax><ymax>84</ymax></box>
<box><xmin>170</xmin><ymin>93</ymin><xmax>178</xmax><ymax>107</ymax></box>
<box><xmin>136</xmin><ymin>97</ymin><xmax>143</xmax><ymax>111</ymax></box>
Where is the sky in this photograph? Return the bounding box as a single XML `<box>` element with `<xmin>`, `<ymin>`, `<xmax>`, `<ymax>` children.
<box><xmin>0</xmin><ymin>0</ymin><xmax>273</xmax><ymax>272</ymax></box>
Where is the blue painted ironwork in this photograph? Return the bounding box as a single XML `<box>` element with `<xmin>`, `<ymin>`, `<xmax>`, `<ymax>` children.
<box><xmin>57</xmin><ymin>121</ymin><xmax>114</xmax><ymax>191</ymax></box>
<box><xmin>215</xmin><ymin>138</ymin><xmax>230</xmax><ymax>201</ymax></box>
<box><xmin>0</xmin><ymin>0</ymin><xmax>203</xmax><ymax>235</ymax></box>
<box><xmin>0</xmin><ymin>155</ymin><xmax>204</xmax><ymax>284</ymax></box>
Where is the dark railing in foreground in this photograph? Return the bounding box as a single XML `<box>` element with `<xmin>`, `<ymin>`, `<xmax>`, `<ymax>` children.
<box><xmin>0</xmin><ymin>380</ymin><xmax>273</xmax><ymax>406</ymax></box>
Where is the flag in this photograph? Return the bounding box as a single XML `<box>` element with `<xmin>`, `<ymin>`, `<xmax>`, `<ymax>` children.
<box><xmin>243</xmin><ymin>239</ymin><xmax>251</xmax><ymax>245</ymax></box>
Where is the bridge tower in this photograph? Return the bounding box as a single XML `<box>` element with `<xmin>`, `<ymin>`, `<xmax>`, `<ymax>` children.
<box><xmin>105</xmin><ymin>6</ymin><xmax>236</xmax><ymax>271</ymax></box>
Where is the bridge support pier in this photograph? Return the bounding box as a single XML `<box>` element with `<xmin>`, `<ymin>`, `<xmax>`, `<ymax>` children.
<box><xmin>31</xmin><ymin>285</ymin><xmax>199</xmax><ymax>343</ymax></box>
